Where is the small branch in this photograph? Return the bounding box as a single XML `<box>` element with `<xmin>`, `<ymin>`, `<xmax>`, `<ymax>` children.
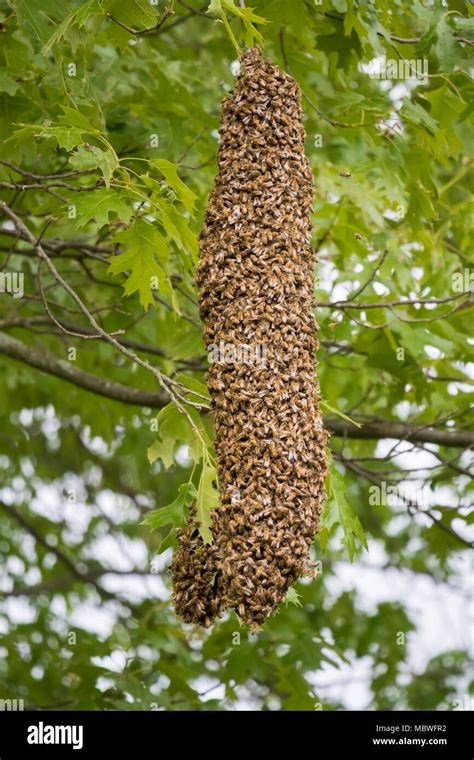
<box><xmin>0</xmin><ymin>501</ymin><xmax>144</xmax><ymax>614</ymax></box>
<box><xmin>0</xmin><ymin>568</ymin><xmax>162</xmax><ymax>598</ymax></box>
<box><xmin>0</xmin><ymin>179</ymin><xmax>104</xmax><ymax>193</ymax></box>
<box><xmin>317</xmin><ymin>292</ymin><xmax>471</xmax><ymax>310</ymax></box>
<box><xmin>339</xmin><ymin>458</ymin><xmax>473</xmax><ymax>549</ymax></box>
<box><xmin>107</xmin><ymin>1</ymin><xmax>174</xmax><ymax>37</ymax></box>
<box><xmin>346</xmin><ymin>249</ymin><xmax>389</xmax><ymax>302</ymax></box>
<box><xmin>0</xmin><ymin>160</ymin><xmax>96</xmax><ymax>180</ymax></box>
<box><xmin>327</xmin><ymin>416</ymin><xmax>473</xmax><ymax>450</ymax></box>
<box><xmin>177</xmin><ymin>126</ymin><xmax>208</xmax><ymax>164</ymax></box>
<box><xmin>176</xmin><ymin>1</ymin><xmax>213</xmax><ymax>20</ymax></box>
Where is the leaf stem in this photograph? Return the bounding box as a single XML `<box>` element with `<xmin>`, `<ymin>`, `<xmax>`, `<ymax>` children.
<box><xmin>220</xmin><ymin>12</ymin><xmax>241</xmax><ymax>56</ymax></box>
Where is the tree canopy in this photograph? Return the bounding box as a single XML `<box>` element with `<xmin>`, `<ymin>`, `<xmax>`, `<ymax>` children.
<box><xmin>0</xmin><ymin>0</ymin><xmax>472</xmax><ymax>711</ymax></box>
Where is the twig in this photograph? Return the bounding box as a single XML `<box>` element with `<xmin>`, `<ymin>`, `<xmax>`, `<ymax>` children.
<box><xmin>347</xmin><ymin>249</ymin><xmax>389</xmax><ymax>302</ymax></box>
<box><xmin>0</xmin><ymin>160</ymin><xmax>96</xmax><ymax>180</ymax></box>
<box><xmin>107</xmin><ymin>1</ymin><xmax>175</xmax><ymax>37</ymax></box>
<box><xmin>177</xmin><ymin>126</ymin><xmax>208</xmax><ymax>164</ymax></box>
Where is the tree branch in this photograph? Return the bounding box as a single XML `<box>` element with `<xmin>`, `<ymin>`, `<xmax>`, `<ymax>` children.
<box><xmin>0</xmin><ymin>332</ymin><xmax>169</xmax><ymax>408</ymax></box>
<box><xmin>316</xmin><ymin>292</ymin><xmax>472</xmax><ymax>310</ymax></box>
<box><xmin>0</xmin><ymin>159</ymin><xmax>97</xmax><ymax>180</ymax></box>
<box><xmin>327</xmin><ymin>417</ymin><xmax>473</xmax><ymax>450</ymax></box>
<box><xmin>107</xmin><ymin>1</ymin><xmax>174</xmax><ymax>37</ymax></box>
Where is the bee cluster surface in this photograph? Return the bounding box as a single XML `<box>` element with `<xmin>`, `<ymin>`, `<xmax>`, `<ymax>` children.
<box><xmin>171</xmin><ymin>47</ymin><xmax>328</xmax><ymax>628</ymax></box>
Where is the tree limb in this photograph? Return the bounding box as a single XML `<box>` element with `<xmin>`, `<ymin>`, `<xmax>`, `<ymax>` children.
<box><xmin>0</xmin><ymin>332</ymin><xmax>169</xmax><ymax>408</ymax></box>
<box><xmin>327</xmin><ymin>417</ymin><xmax>473</xmax><ymax>450</ymax></box>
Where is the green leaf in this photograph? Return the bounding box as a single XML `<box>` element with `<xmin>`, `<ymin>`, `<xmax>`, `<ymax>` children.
<box><xmin>74</xmin><ymin>188</ymin><xmax>132</xmax><ymax>229</ymax></box>
<box><xmin>343</xmin><ymin>2</ymin><xmax>367</xmax><ymax>41</ymax></box>
<box><xmin>69</xmin><ymin>145</ymin><xmax>118</xmax><ymax>187</ymax></box>
<box><xmin>11</xmin><ymin>0</ymin><xmax>63</xmax><ymax>45</ymax></box>
<box><xmin>285</xmin><ymin>587</ymin><xmax>303</xmax><ymax>607</ymax></box>
<box><xmin>58</xmin><ymin>106</ymin><xmax>97</xmax><ymax>132</ymax></box>
<box><xmin>106</xmin><ymin>0</ymin><xmax>158</xmax><ymax>32</ymax></box>
<box><xmin>0</xmin><ymin>73</ymin><xmax>19</xmax><ymax>96</ymax></box>
<box><xmin>43</xmin><ymin>0</ymin><xmax>100</xmax><ymax>52</ymax></box>
<box><xmin>324</xmin><ymin>465</ymin><xmax>368</xmax><ymax>562</ymax></box>
<box><xmin>403</xmin><ymin>100</ymin><xmax>439</xmax><ymax>135</ymax></box>
<box><xmin>150</xmin><ymin>403</ymin><xmax>204</xmax><ymax>464</ymax></box>
<box><xmin>41</xmin><ymin>126</ymin><xmax>85</xmax><ymax>151</ymax></box>
<box><xmin>157</xmin><ymin>527</ymin><xmax>177</xmax><ymax>555</ymax></box>
<box><xmin>19</xmin><ymin>108</ymin><xmax>99</xmax><ymax>154</ymax></box>
<box><xmin>207</xmin><ymin>0</ymin><xmax>223</xmax><ymax>16</ymax></box>
<box><xmin>141</xmin><ymin>482</ymin><xmax>196</xmax><ymax>531</ymax></box>
<box><xmin>156</xmin><ymin>403</ymin><xmax>195</xmax><ymax>442</ymax></box>
<box><xmin>222</xmin><ymin>0</ymin><xmax>269</xmax><ymax>47</ymax></box>
<box><xmin>147</xmin><ymin>438</ymin><xmax>174</xmax><ymax>469</ymax></box>
<box><xmin>108</xmin><ymin>219</ymin><xmax>171</xmax><ymax>310</ymax></box>
<box><xmin>151</xmin><ymin>159</ymin><xmax>197</xmax><ymax>215</ymax></box>
<box><xmin>196</xmin><ymin>455</ymin><xmax>219</xmax><ymax>544</ymax></box>
<box><xmin>453</xmin><ymin>17</ymin><xmax>474</xmax><ymax>33</ymax></box>
<box><xmin>434</xmin><ymin>18</ymin><xmax>458</xmax><ymax>74</ymax></box>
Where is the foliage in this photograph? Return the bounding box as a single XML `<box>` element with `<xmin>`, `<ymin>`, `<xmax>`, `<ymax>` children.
<box><xmin>0</xmin><ymin>0</ymin><xmax>472</xmax><ymax>711</ymax></box>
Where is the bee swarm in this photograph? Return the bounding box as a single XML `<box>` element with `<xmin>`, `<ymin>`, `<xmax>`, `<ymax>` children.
<box><xmin>171</xmin><ymin>47</ymin><xmax>328</xmax><ymax>628</ymax></box>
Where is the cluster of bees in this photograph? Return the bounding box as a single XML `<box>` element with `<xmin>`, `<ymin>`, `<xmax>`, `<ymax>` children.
<box><xmin>171</xmin><ymin>48</ymin><xmax>328</xmax><ymax>628</ymax></box>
